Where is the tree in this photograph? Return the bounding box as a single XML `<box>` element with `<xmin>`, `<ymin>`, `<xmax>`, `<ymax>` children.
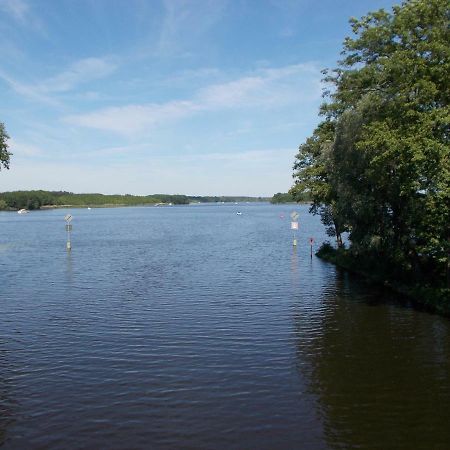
<box><xmin>290</xmin><ymin>120</ymin><xmax>346</xmax><ymax>247</ymax></box>
<box><xmin>270</xmin><ymin>192</ymin><xmax>298</xmax><ymax>203</ymax></box>
<box><xmin>292</xmin><ymin>0</ymin><xmax>449</xmax><ymax>286</ymax></box>
<box><xmin>0</xmin><ymin>123</ymin><xmax>11</xmax><ymax>170</ymax></box>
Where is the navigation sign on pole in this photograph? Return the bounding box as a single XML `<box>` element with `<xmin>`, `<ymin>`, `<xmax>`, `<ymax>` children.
<box><xmin>290</xmin><ymin>211</ymin><xmax>299</xmax><ymax>246</ymax></box>
<box><xmin>64</xmin><ymin>214</ymin><xmax>73</xmax><ymax>251</ymax></box>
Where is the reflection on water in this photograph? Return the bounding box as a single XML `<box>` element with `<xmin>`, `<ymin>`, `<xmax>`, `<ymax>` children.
<box><xmin>0</xmin><ymin>342</ymin><xmax>16</xmax><ymax>447</ymax></box>
<box><xmin>0</xmin><ymin>205</ymin><xmax>449</xmax><ymax>449</ymax></box>
<box><xmin>65</xmin><ymin>251</ymin><xmax>74</xmax><ymax>284</ymax></box>
<box><xmin>292</xmin><ymin>270</ymin><xmax>450</xmax><ymax>449</ymax></box>
<box><xmin>290</xmin><ymin>246</ymin><xmax>299</xmax><ymax>282</ymax></box>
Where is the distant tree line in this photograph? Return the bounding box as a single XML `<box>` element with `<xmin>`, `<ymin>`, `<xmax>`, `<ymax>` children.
<box><xmin>0</xmin><ymin>191</ymin><xmax>271</xmax><ymax>210</ymax></box>
<box><xmin>290</xmin><ymin>0</ymin><xmax>449</xmax><ymax>300</ymax></box>
<box><xmin>189</xmin><ymin>196</ymin><xmax>269</xmax><ymax>203</ymax></box>
<box><xmin>0</xmin><ymin>191</ymin><xmax>190</xmax><ymax>210</ymax></box>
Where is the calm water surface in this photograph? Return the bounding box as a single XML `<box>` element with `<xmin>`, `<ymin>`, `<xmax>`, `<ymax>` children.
<box><xmin>0</xmin><ymin>204</ymin><xmax>449</xmax><ymax>449</ymax></box>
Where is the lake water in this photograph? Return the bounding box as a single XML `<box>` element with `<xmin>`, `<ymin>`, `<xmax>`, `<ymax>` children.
<box><xmin>1</xmin><ymin>203</ymin><xmax>449</xmax><ymax>449</ymax></box>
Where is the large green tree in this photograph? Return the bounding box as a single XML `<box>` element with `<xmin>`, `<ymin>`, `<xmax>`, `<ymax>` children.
<box><xmin>292</xmin><ymin>0</ymin><xmax>449</xmax><ymax>286</ymax></box>
<box><xmin>0</xmin><ymin>122</ymin><xmax>11</xmax><ymax>170</ymax></box>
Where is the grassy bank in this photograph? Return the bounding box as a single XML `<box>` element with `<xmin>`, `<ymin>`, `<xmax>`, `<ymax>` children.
<box><xmin>317</xmin><ymin>243</ymin><xmax>450</xmax><ymax>317</ymax></box>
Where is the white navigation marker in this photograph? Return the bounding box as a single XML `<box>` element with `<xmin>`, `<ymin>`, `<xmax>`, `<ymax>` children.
<box><xmin>290</xmin><ymin>211</ymin><xmax>299</xmax><ymax>246</ymax></box>
<box><xmin>64</xmin><ymin>214</ymin><xmax>73</xmax><ymax>251</ymax></box>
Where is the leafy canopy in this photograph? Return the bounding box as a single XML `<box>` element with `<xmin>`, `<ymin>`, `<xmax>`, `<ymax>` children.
<box><xmin>0</xmin><ymin>123</ymin><xmax>11</xmax><ymax>170</ymax></box>
<box><xmin>291</xmin><ymin>0</ymin><xmax>449</xmax><ymax>287</ymax></box>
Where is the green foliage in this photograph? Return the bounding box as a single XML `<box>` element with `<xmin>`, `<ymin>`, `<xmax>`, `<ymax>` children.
<box><xmin>292</xmin><ymin>0</ymin><xmax>449</xmax><ymax>290</ymax></box>
<box><xmin>271</xmin><ymin>192</ymin><xmax>297</xmax><ymax>203</ymax></box>
<box><xmin>0</xmin><ymin>190</ymin><xmax>58</xmax><ymax>210</ymax></box>
<box><xmin>317</xmin><ymin>243</ymin><xmax>450</xmax><ymax>316</ymax></box>
<box><xmin>0</xmin><ymin>191</ymin><xmax>191</xmax><ymax>209</ymax></box>
<box><xmin>0</xmin><ymin>191</ymin><xmax>269</xmax><ymax>210</ymax></box>
<box><xmin>188</xmin><ymin>196</ymin><xmax>270</xmax><ymax>203</ymax></box>
<box><xmin>0</xmin><ymin>122</ymin><xmax>11</xmax><ymax>170</ymax></box>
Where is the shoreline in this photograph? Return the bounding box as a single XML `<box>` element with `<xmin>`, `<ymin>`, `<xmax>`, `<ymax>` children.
<box><xmin>2</xmin><ymin>201</ymin><xmax>276</xmax><ymax>212</ymax></box>
<box><xmin>316</xmin><ymin>245</ymin><xmax>450</xmax><ymax>317</ymax></box>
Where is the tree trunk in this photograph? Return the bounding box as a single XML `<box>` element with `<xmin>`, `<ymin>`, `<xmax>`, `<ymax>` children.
<box><xmin>333</xmin><ymin>219</ymin><xmax>343</xmax><ymax>248</ymax></box>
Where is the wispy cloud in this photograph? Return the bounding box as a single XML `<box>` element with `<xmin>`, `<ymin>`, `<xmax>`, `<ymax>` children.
<box><xmin>0</xmin><ymin>0</ymin><xmax>44</xmax><ymax>31</ymax></box>
<box><xmin>1</xmin><ymin>146</ymin><xmax>294</xmax><ymax>195</ymax></box>
<box><xmin>0</xmin><ymin>57</ymin><xmax>117</xmax><ymax>105</ymax></box>
<box><xmin>162</xmin><ymin>67</ymin><xmax>221</xmax><ymax>86</ymax></box>
<box><xmin>198</xmin><ymin>76</ymin><xmax>266</xmax><ymax>109</ymax></box>
<box><xmin>184</xmin><ymin>148</ymin><xmax>294</xmax><ymax>163</ymax></box>
<box><xmin>0</xmin><ymin>69</ymin><xmax>59</xmax><ymax>106</ymax></box>
<box><xmin>0</xmin><ymin>0</ymin><xmax>29</xmax><ymax>23</ymax></box>
<box><xmin>157</xmin><ymin>0</ymin><xmax>227</xmax><ymax>55</ymax></box>
<box><xmin>40</xmin><ymin>57</ymin><xmax>118</xmax><ymax>93</ymax></box>
<box><xmin>65</xmin><ymin>63</ymin><xmax>321</xmax><ymax>134</ymax></box>
<box><xmin>65</xmin><ymin>100</ymin><xmax>198</xmax><ymax>134</ymax></box>
<box><xmin>9</xmin><ymin>138</ymin><xmax>45</xmax><ymax>157</ymax></box>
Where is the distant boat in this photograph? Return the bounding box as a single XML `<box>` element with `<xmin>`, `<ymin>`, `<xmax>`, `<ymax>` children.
<box><xmin>236</xmin><ymin>212</ymin><xmax>242</xmax><ymax>215</ymax></box>
<box><xmin>87</xmin><ymin>207</ymin><xmax>91</xmax><ymax>210</ymax></box>
<box><xmin>17</xmin><ymin>209</ymin><xmax>29</xmax><ymax>214</ymax></box>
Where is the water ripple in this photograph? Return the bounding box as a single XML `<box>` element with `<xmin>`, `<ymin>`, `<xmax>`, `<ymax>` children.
<box><xmin>1</xmin><ymin>205</ymin><xmax>449</xmax><ymax>449</ymax></box>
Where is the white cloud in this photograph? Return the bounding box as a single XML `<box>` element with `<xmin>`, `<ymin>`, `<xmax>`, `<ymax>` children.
<box><xmin>0</xmin><ymin>0</ymin><xmax>44</xmax><ymax>32</ymax></box>
<box><xmin>187</xmin><ymin>148</ymin><xmax>293</xmax><ymax>163</ymax></box>
<box><xmin>0</xmin><ymin>69</ymin><xmax>59</xmax><ymax>106</ymax></box>
<box><xmin>0</xmin><ymin>0</ymin><xmax>29</xmax><ymax>23</ymax></box>
<box><xmin>40</xmin><ymin>57</ymin><xmax>118</xmax><ymax>93</ymax></box>
<box><xmin>8</xmin><ymin>138</ymin><xmax>45</xmax><ymax>157</ymax></box>
<box><xmin>198</xmin><ymin>76</ymin><xmax>266</xmax><ymax>108</ymax></box>
<box><xmin>1</xmin><ymin>146</ymin><xmax>294</xmax><ymax>196</ymax></box>
<box><xmin>89</xmin><ymin>145</ymin><xmax>132</xmax><ymax>157</ymax></box>
<box><xmin>0</xmin><ymin>57</ymin><xmax>117</xmax><ymax>105</ymax></box>
<box><xmin>162</xmin><ymin>67</ymin><xmax>221</xmax><ymax>86</ymax></box>
<box><xmin>197</xmin><ymin>63</ymin><xmax>319</xmax><ymax>109</ymax></box>
<box><xmin>158</xmin><ymin>0</ymin><xmax>227</xmax><ymax>54</ymax></box>
<box><xmin>64</xmin><ymin>63</ymin><xmax>322</xmax><ymax>135</ymax></box>
<box><xmin>65</xmin><ymin>100</ymin><xmax>198</xmax><ymax>134</ymax></box>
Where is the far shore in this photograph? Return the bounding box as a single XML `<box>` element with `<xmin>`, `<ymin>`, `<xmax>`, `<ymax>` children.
<box><xmin>3</xmin><ymin>201</ymin><xmax>289</xmax><ymax>212</ymax></box>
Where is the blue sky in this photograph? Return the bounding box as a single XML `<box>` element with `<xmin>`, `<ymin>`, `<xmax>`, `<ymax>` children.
<box><xmin>0</xmin><ymin>0</ymin><xmax>398</xmax><ymax>196</ymax></box>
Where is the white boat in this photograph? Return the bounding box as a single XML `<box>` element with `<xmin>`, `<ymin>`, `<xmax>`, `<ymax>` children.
<box><xmin>17</xmin><ymin>209</ymin><xmax>29</xmax><ymax>214</ymax></box>
<box><xmin>236</xmin><ymin>212</ymin><xmax>242</xmax><ymax>215</ymax></box>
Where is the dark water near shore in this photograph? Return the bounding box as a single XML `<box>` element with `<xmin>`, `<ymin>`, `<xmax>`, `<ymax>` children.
<box><xmin>0</xmin><ymin>203</ymin><xmax>449</xmax><ymax>449</ymax></box>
